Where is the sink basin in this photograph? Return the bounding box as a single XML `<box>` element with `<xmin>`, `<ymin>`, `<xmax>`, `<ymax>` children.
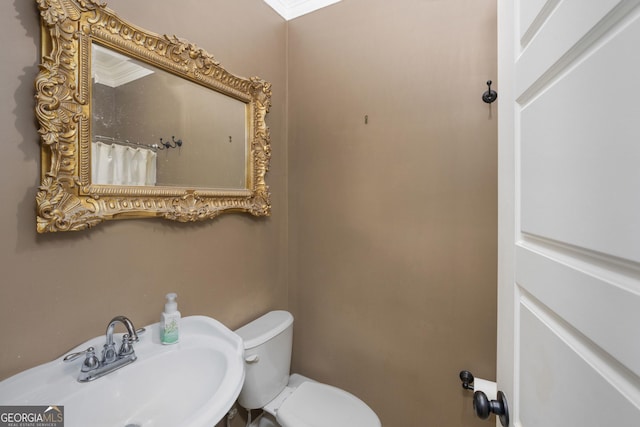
<box><xmin>0</xmin><ymin>316</ymin><xmax>245</xmax><ymax>427</ymax></box>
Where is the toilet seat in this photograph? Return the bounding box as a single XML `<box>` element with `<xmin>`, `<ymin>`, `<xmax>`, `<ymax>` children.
<box><xmin>276</xmin><ymin>381</ymin><xmax>381</xmax><ymax>427</ymax></box>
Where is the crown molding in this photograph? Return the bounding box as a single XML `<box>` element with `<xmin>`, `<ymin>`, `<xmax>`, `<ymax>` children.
<box><xmin>92</xmin><ymin>44</ymin><xmax>154</xmax><ymax>88</ymax></box>
<box><xmin>263</xmin><ymin>0</ymin><xmax>341</xmax><ymax>20</ymax></box>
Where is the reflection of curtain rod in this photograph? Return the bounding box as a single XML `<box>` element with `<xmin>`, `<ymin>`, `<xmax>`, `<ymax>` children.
<box><xmin>94</xmin><ymin>135</ymin><xmax>158</xmax><ymax>151</ymax></box>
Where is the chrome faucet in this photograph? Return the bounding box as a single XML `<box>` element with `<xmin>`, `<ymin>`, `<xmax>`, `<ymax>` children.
<box><xmin>64</xmin><ymin>315</ymin><xmax>144</xmax><ymax>382</ymax></box>
<box><xmin>103</xmin><ymin>315</ymin><xmax>139</xmax><ymax>363</ymax></box>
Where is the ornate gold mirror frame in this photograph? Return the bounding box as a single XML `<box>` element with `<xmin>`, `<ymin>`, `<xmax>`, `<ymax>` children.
<box><xmin>35</xmin><ymin>0</ymin><xmax>272</xmax><ymax>233</ymax></box>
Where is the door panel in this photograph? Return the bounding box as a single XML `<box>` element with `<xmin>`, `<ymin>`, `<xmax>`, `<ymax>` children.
<box><xmin>516</xmin><ymin>245</ymin><xmax>640</xmax><ymax>377</ymax></box>
<box><xmin>519</xmin><ymin>0</ymin><xmax>553</xmax><ymax>43</ymax></box>
<box><xmin>520</xmin><ymin>302</ymin><xmax>640</xmax><ymax>427</ymax></box>
<box><xmin>516</xmin><ymin>0</ymin><xmax>626</xmax><ymax>96</ymax></box>
<box><xmin>498</xmin><ymin>0</ymin><xmax>640</xmax><ymax>426</ymax></box>
<box><xmin>520</xmin><ymin>8</ymin><xmax>640</xmax><ymax>262</ymax></box>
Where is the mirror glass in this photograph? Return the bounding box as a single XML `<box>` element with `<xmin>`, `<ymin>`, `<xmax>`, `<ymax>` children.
<box><xmin>91</xmin><ymin>44</ymin><xmax>247</xmax><ymax>189</ymax></box>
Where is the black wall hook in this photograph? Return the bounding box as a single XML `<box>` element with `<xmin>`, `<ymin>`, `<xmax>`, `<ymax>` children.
<box><xmin>482</xmin><ymin>80</ymin><xmax>498</xmax><ymax>104</ymax></box>
<box><xmin>158</xmin><ymin>136</ymin><xmax>183</xmax><ymax>150</ymax></box>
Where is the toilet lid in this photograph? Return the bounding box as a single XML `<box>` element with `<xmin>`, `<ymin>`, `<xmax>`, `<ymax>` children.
<box><xmin>276</xmin><ymin>381</ymin><xmax>381</xmax><ymax>427</ymax></box>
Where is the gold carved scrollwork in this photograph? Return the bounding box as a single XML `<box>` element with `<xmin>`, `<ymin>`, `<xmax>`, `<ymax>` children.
<box><xmin>35</xmin><ymin>0</ymin><xmax>272</xmax><ymax>232</ymax></box>
<box><xmin>36</xmin><ymin>177</ymin><xmax>102</xmax><ymax>232</ymax></box>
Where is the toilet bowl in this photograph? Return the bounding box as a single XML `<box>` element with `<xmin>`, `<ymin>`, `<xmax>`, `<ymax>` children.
<box><xmin>235</xmin><ymin>311</ymin><xmax>381</xmax><ymax>427</ymax></box>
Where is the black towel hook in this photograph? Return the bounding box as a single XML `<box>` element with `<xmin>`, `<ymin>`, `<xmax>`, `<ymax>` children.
<box><xmin>159</xmin><ymin>136</ymin><xmax>183</xmax><ymax>149</ymax></box>
<box><xmin>482</xmin><ymin>80</ymin><xmax>498</xmax><ymax>104</ymax></box>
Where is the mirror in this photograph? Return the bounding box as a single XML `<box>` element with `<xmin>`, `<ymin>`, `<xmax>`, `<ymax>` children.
<box><xmin>35</xmin><ymin>0</ymin><xmax>272</xmax><ymax>233</ymax></box>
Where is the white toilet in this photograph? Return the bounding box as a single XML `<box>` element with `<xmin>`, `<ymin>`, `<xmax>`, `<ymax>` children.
<box><xmin>235</xmin><ymin>310</ymin><xmax>381</xmax><ymax>427</ymax></box>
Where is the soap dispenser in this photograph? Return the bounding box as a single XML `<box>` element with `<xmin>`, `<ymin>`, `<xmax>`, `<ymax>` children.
<box><xmin>160</xmin><ymin>293</ymin><xmax>180</xmax><ymax>344</ymax></box>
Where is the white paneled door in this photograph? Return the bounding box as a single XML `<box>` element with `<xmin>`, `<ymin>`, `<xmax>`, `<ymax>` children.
<box><xmin>497</xmin><ymin>1</ymin><xmax>640</xmax><ymax>426</ymax></box>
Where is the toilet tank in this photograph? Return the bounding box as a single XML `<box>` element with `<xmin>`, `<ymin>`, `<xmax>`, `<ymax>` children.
<box><xmin>235</xmin><ymin>310</ymin><xmax>294</xmax><ymax>410</ymax></box>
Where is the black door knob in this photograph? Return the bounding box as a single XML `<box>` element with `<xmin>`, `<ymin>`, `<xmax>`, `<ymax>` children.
<box><xmin>473</xmin><ymin>390</ymin><xmax>510</xmax><ymax>427</ymax></box>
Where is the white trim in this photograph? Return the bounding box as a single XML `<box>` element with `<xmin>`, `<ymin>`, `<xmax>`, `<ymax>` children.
<box><xmin>496</xmin><ymin>0</ymin><xmax>516</xmax><ymax>416</ymax></box>
<box><xmin>263</xmin><ymin>0</ymin><xmax>341</xmax><ymax>20</ymax></box>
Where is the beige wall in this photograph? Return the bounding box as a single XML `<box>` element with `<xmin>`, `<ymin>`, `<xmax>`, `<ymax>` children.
<box><xmin>0</xmin><ymin>0</ymin><xmax>287</xmax><ymax>381</ymax></box>
<box><xmin>1</xmin><ymin>1</ymin><xmax>496</xmax><ymax>426</ymax></box>
<box><xmin>287</xmin><ymin>1</ymin><xmax>497</xmax><ymax>426</ymax></box>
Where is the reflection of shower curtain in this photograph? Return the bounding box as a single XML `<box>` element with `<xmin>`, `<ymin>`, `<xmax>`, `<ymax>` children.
<box><xmin>92</xmin><ymin>141</ymin><xmax>157</xmax><ymax>186</ymax></box>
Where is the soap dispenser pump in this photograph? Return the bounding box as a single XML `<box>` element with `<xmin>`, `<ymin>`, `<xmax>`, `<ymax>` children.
<box><xmin>160</xmin><ymin>293</ymin><xmax>180</xmax><ymax>344</ymax></box>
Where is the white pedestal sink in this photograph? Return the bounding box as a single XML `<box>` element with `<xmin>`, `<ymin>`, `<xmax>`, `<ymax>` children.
<box><xmin>0</xmin><ymin>316</ymin><xmax>245</xmax><ymax>427</ymax></box>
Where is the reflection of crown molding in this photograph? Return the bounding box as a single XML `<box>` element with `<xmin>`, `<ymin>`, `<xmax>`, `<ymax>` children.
<box><xmin>263</xmin><ymin>0</ymin><xmax>341</xmax><ymax>20</ymax></box>
<box><xmin>92</xmin><ymin>44</ymin><xmax>154</xmax><ymax>88</ymax></box>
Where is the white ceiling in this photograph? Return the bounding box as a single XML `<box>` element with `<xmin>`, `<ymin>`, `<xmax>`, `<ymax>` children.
<box><xmin>262</xmin><ymin>0</ymin><xmax>342</xmax><ymax>20</ymax></box>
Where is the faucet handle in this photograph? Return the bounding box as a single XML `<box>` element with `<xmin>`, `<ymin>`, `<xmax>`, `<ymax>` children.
<box><xmin>119</xmin><ymin>329</ymin><xmax>146</xmax><ymax>355</ymax></box>
<box><xmin>81</xmin><ymin>348</ymin><xmax>100</xmax><ymax>372</ymax></box>
<box><xmin>132</xmin><ymin>327</ymin><xmax>146</xmax><ymax>342</ymax></box>
<box><xmin>119</xmin><ymin>327</ymin><xmax>147</xmax><ymax>356</ymax></box>
<box><xmin>64</xmin><ymin>347</ymin><xmax>100</xmax><ymax>373</ymax></box>
<box><xmin>63</xmin><ymin>346</ymin><xmax>95</xmax><ymax>362</ymax></box>
<box><xmin>119</xmin><ymin>334</ymin><xmax>134</xmax><ymax>356</ymax></box>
